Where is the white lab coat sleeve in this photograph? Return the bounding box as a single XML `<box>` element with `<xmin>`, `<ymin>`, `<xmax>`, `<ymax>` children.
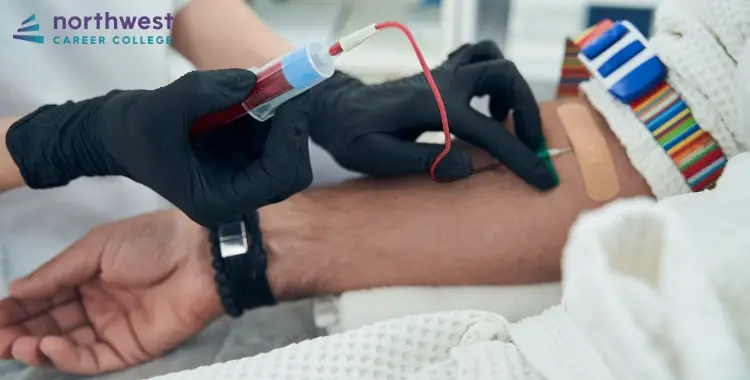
<box><xmin>580</xmin><ymin>0</ymin><xmax>750</xmax><ymax>199</ymax></box>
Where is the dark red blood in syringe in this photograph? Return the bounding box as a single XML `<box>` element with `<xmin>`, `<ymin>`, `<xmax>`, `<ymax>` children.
<box><xmin>189</xmin><ymin>62</ymin><xmax>294</xmax><ymax>140</ymax></box>
<box><xmin>243</xmin><ymin>62</ymin><xmax>293</xmax><ymax>111</ymax></box>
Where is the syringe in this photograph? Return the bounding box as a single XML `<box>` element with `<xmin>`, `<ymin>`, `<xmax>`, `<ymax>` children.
<box><xmin>189</xmin><ymin>41</ymin><xmax>338</xmax><ymax>138</ymax></box>
<box><xmin>189</xmin><ymin>22</ymin><xmax>452</xmax><ymax>183</ymax></box>
<box><xmin>188</xmin><ymin>26</ymin><xmax>381</xmax><ymax>139</ymax></box>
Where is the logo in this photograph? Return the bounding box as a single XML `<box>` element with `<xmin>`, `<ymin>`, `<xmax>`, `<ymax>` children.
<box><xmin>13</xmin><ymin>14</ymin><xmax>44</xmax><ymax>44</ymax></box>
<box><xmin>11</xmin><ymin>12</ymin><xmax>174</xmax><ymax>46</ymax></box>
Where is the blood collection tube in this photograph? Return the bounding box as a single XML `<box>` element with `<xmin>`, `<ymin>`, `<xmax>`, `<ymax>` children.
<box><xmin>189</xmin><ymin>42</ymin><xmax>336</xmax><ymax>139</ymax></box>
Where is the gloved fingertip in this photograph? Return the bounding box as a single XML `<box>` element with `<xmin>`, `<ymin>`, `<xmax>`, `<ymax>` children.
<box><xmin>472</xmin><ymin>40</ymin><xmax>504</xmax><ymax>59</ymax></box>
<box><xmin>531</xmin><ymin>158</ymin><xmax>560</xmax><ymax>191</ymax></box>
<box><xmin>432</xmin><ymin>148</ymin><xmax>473</xmax><ymax>181</ymax></box>
<box><xmin>216</xmin><ymin>69</ymin><xmax>257</xmax><ymax>90</ymax></box>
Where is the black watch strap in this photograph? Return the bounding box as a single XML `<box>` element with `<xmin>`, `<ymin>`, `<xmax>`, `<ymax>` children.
<box><xmin>209</xmin><ymin>211</ymin><xmax>275</xmax><ymax>317</ymax></box>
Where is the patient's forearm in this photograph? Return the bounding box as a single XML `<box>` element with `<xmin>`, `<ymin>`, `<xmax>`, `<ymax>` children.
<box><xmin>0</xmin><ymin>117</ymin><xmax>23</xmax><ymax>192</ymax></box>
<box><xmin>263</xmin><ymin>97</ymin><xmax>653</xmax><ymax>300</ymax></box>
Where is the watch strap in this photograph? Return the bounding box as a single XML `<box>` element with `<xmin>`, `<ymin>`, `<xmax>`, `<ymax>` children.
<box><xmin>209</xmin><ymin>211</ymin><xmax>275</xmax><ymax>318</ymax></box>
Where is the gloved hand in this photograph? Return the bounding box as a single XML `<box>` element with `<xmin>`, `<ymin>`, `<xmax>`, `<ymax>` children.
<box><xmin>309</xmin><ymin>40</ymin><xmax>556</xmax><ymax>190</ymax></box>
<box><xmin>6</xmin><ymin>70</ymin><xmax>313</xmax><ymax>227</ymax></box>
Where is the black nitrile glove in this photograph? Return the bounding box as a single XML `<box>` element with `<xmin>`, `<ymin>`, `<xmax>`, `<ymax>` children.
<box><xmin>6</xmin><ymin>69</ymin><xmax>313</xmax><ymax>227</ymax></box>
<box><xmin>309</xmin><ymin>40</ymin><xmax>556</xmax><ymax>190</ymax></box>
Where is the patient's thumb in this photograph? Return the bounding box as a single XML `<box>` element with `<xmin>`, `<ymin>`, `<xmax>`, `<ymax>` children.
<box><xmin>9</xmin><ymin>237</ymin><xmax>101</xmax><ymax>298</ymax></box>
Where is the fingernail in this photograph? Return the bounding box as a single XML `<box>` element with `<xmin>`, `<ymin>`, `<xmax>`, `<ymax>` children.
<box><xmin>8</xmin><ymin>279</ymin><xmax>24</xmax><ymax>291</ymax></box>
<box><xmin>8</xmin><ymin>278</ymin><xmax>32</xmax><ymax>295</ymax></box>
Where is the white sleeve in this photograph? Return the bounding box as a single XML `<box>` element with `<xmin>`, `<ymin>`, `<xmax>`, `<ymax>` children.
<box><xmin>146</xmin><ymin>311</ymin><xmax>541</xmax><ymax>380</ymax></box>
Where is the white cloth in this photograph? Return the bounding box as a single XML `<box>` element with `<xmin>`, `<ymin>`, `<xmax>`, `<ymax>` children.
<box><xmin>313</xmin><ymin>284</ymin><xmax>561</xmax><ymax>334</ymax></box>
<box><xmin>148</xmin><ymin>147</ymin><xmax>750</xmax><ymax>380</ymax></box>
<box><xmin>0</xmin><ymin>0</ymin><xmax>192</xmax><ymax>295</ymax></box>
<box><xmin>581</xmin><ymin>0</ymin><xmax>750</xmax><ymax>199</ymax></box>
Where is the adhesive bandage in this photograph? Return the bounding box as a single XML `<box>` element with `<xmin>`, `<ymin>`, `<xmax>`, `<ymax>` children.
<box><xmin>557</xmin><ymin>102</ymin><xmax>620</xmax><ymax>201</ymax></box>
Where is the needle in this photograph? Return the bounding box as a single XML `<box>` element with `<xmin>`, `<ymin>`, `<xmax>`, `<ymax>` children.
<box><xmin>537</xmin><ymin>147</ymin><xmax>572</xmax><ymax>160</ymax></box>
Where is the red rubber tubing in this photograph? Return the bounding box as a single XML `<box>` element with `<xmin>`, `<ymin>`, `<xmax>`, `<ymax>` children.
<box><xmin>374</xmin><ymin>21</ymin><xmax>452</xmax><ymax>182</ymax></box>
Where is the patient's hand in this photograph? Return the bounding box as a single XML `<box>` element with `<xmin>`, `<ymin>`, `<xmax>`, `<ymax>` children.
<box><xmin>0</xmin><ymin>210</ymin><xmax>220</xmax><ymax>374</ymax></box>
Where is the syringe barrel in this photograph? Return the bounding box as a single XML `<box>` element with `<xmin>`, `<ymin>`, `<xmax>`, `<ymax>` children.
<box><xmin>243</xmin><ymin>42</ymin><xmax>336</xmax><ymax>121</ymax></box>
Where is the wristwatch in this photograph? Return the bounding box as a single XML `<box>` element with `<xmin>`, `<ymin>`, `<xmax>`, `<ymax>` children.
<box><xmin>209</xmin><ymin>212</ymin><xmax>276</xmax><ymax>317</ymax></box>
